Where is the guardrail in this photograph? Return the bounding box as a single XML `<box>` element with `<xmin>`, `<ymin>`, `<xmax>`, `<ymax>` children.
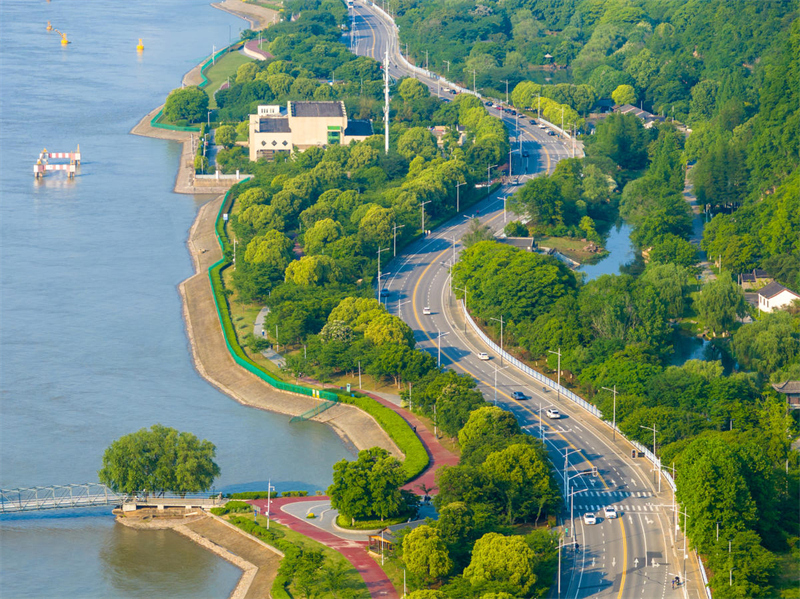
<box><xmin>460</xmin><ymin>299</ymin><xmax>669</xmax><ymax>488</ymax></box>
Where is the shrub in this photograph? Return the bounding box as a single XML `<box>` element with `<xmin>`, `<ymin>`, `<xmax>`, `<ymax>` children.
<box><xmin>210</xmin><ymin>500</ymin><xmax>253</xmax><ymax>515</ymax></box>
<box><xmin>227</xmin><ymin>491</ymin><xmax>279</xmax><ymax>500</ymax></box>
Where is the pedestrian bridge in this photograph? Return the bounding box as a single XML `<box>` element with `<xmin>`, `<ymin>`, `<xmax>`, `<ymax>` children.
<box><xmin>0</xmin><ymin>484</ymin><xmax>225</xmax><ymax>513</ymax></box>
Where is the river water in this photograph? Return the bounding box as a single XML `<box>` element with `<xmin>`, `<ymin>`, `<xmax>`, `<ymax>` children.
<box><xmin>0</xmin><ymin>2</ymin><xmax>352</xmax><ymax>597</ymax></box>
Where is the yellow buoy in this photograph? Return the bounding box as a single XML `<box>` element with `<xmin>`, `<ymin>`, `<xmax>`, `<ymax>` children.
<box><xmin>46</xmin><ymin>21</ymin><xmax>53</xmax><ymax>31</ymax></box>
<box><xmin>136</xmin><ymin>38</ymin><xmax>144</xmax><ymax>52</ymax></box>
<box><xmin>61</xmin><ymin>36</ymin><xmax>68</xmax><ymax>45</ymax></box>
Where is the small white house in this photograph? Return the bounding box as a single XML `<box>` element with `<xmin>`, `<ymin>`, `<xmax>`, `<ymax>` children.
<box><xmin>757</xmin><ymin>282</ymin><xmax>800</xmax><ymax>312</ymax></box>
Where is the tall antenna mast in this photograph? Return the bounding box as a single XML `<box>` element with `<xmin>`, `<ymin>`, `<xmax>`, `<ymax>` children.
<box><xmin>384</xmin><ymin>48</ymin><xmax>390</xmax><ymax>155</ymax></box>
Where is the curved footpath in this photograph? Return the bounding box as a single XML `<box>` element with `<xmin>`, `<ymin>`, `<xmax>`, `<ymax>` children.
<box><xmin>179</xmin><ymin>194</ymin><xmax>401</xmax><ymax>457</ymax></box>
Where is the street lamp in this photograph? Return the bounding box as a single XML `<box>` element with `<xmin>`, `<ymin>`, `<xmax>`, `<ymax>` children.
<box><xmin>640</xmin><ymin>423</ymin><xmax>659</xmax><ymax>481</ymax></box>
<box><xmin>207</xmin><ymin>110</ymin><xmax>212</xmax><ymax>128</ymax></box>
<box><xmin>377</xmin><ymin>246</ymin><xmax>390</xmax><ymax>302</ymax></box>
<box><xmin>456</xmin><ymin>181</ymin><xmax>465</xmax><ymax>213</ymax></box>
<box><xmin>420</xmin><ymin>199</ymin><xmax>431</xmax><ymax>233</ymax></box>
<box><xmin>264</xmin><ymin>478</ymin><xmax>275</xmax><ymax>529</ymax></box>
<box><xmin>443</xmin><ymin>60</ymin><xmax>450</xmax><ymax>73</ymax></box>
<box><xmin>492</xmin><ymin>363</ymin><xmax>509</xmax><ymax>406</ymax></box>
<box><xmin>490</xmin><ymin>315</ymin><xmax>504</xmax><ymax>365</ymax></box>
<box><xmin>392</xmin><ymin>222</ymin><xmax>405</xmax><ymax>256</ymax></box>
<box><xmin>548</xmin><ymin>348</ymin><xmax>562</xmax><ymax>402</ymax></box>
<box><xmin>601</xmin><ymin>385</ymin><xmax>618</xmax><ymax>440</ymax></box>
<box><xmin>436</xmin><ymin>330</ymin><xmax>449</xmax><ymax>368</ymax></box>
<box><xmin>456</xmin><ymin>284</ymin><xmax>468</xmax><ymax>333</ymax></box>
<box><xmin>487</xmin><ymin>163</ymin><xmax>497</xmax><ymax>193</ymax></box>
<box><xmin>567</xmin><ymin>485</ymin><xmax>588</xmax><ymax>539</ymax></box>
<box><xmin>471</xmin><ymin>69</ymin><xmax>477</xmax><ymax>93</ymax></box>
<box><xmin>561</xmin><ymin>447</ymin><xmax>581</xmax><ymax>493</ymax></box>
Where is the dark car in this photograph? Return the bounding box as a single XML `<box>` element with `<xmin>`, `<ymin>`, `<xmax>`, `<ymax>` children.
<box><xmin>512</xmin><ymin>391</ymin><xmax>526</xmax><ymax>400</ymax></box>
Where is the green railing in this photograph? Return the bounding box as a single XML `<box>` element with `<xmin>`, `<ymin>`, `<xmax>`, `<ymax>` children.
<box><xmin>151</xmin><ymin>41</ymin><xmax>242</xmax><ymax>132</ymax></box>
<box><xmin>290</xmin><ymin>400</ymin><xmax>338</xmax><ymax>423</ymax></box>
<box><xmin>207</xmin><ymin>184</ymin><xmax>340</xmax><ymax>403</ymax></box>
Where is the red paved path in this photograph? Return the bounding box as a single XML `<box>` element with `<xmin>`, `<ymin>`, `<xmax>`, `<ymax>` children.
<box><xmin>360</xmin><ymin>392</ymin><xmax>460</xmax><ymax>494</ymax></box>
<box><xmin>249</xmin><ymin>496</ymin><xmax>398</xmax><ymax>599</ymax></box>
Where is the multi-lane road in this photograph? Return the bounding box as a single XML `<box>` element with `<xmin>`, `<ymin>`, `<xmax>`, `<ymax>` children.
<box><xmin>348</xmin><ymin>3</ymin><xmax>704</xmax><ymax>598</ymax></box>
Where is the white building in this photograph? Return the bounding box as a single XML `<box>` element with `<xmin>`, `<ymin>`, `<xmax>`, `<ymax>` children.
<box><xmin>757</xmin><ymin>281</ymin><xmax>800</xmax><ymax>312</ymax></box>
<box><xmin>248</xmin><ymin>101</ymin><xmax>373</xmax><ymax>161</ymax></box>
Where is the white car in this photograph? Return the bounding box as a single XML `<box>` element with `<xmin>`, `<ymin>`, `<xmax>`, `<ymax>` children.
<box><xmin>546</xmin><ymin>408</ymin><xmax>561</xmax><ymax>419</ymax></box>
<box><xmin>478</xmin><ymin>352</ymin><xmax>490</xmax><ymax>360</ymax></box>
<box><xmin>604</xmin><ymin>506</ymin><xmax>618</xmax><ymax>519</ymax></box>
<box><xmin>584</xmin><ymin>512</ymin><xmax>597</xmax><ymax>525</ymax></box>
<box><xmin>423</xmin><ymin>306</ymin><xmax>431</xmax><ymax>315</ymax></box>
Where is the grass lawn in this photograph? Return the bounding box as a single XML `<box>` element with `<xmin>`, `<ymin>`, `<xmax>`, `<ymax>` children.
<box><xmin>205</xmin><ymin>51</ymin><xmax>253</xmax><ymax>108</ymax></box>
<box><xmin>537</xmin><ymin>235</ymin><xmax>608</xmax><ymax>264</ymax></box>
<box><xmin>232</xmin><ymin>514</ymin><xmax>370</xmax><ymax>599</ymax></box>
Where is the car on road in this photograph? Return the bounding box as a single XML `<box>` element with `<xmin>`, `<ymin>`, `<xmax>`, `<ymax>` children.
<box><xmin>546</xmin><ymin>408</ymin><xmax>561</xmax><ymax>419</ymax></box>
<box><xmin>547</xmin><ymin>130</ymin><xmax>556</xmax><ymax>136</ymax></box>
<box><xmin>512</xmin><ymin>391</ymin><xmax>526</xmax><ymax>400</ymax></box>
<box><xmin>522</xmin><ymin>150</ymin><xmax>530</xmax><ymax>157</ymax></box>
<box><xmin>478</xmin><ymin>352</ymin><xmax>490</xmax><ymax>360</ymax></box>
<box><xmin>423</xmin><ymin>306</ymin><xmax>431</xmax><ymax>315</ymax></box>
<box><xmin>537</xmin><ymin>122</ymin><xmax>546</xmax><ymax>129</ymax></box>
<box><xmin>604</xmin><ymin>506</ymin><xmax>618</xmax><ymax>519</ymax></box>
<box><xmin>380</xmin><ymin>288</ymin><xmax>390</xmax><ymax>298</ymax></box>
<box><xmin>584</xmin><ymin>512</ymin><xmax>597</xmax><ymax>525</ymax></box>
<box><xmin>485</xmin><ymin>101</ymin><xmax>493</xmax><ymax>107</ymax></box>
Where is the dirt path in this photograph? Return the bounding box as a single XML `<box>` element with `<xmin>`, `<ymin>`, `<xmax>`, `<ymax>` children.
<box><xmin>250</xmin><ymin>496</ymin><xmax>399</xmax><ymax>599</ymax></box>
<box><xmin>179</xmin><ymin>515</ymin><xmax>283</xmax><ymax>599</ymax></box>
<box><xmin>179</xmin><ymin>196</ymin><xmax>402</xmax><ymax>457</ymax></box>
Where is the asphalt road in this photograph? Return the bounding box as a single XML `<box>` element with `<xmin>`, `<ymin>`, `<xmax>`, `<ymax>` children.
<box><xmin>348</xmin><ymin>3</ymin><xmax>704</xmax><ymax>598</ymax></box>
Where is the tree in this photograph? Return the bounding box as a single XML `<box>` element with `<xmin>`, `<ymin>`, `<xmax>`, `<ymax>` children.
<box><xmin>364</xmin><ymin>313</ymin><xmax>415</xmax><ymax>348</ymax></box>
<box><xmin>461</xmin><ymin>218</ymin><xmax>495</xmax><ymax>248</ymax></box>
<box><xmin>98</xmin><ymin>425</ymin><xmax>220</xmax><ymax>495</ymax></box>
<box><xmin>304</xmin><ymin>218</ymin><xmax>342</xmax><ymax>255</ymax></box>
<box><xmin>285</xmin><ymin>255</ymin><xmax>343</xmax><ymax>286</ymax></box>
<box><xmin>694</xmin><ymin>272</ymin><xmax>747</xmax><ymax>336</ymax></box>
<box><xmin>327</xmin><ymin>448</ymin><xmax>405</xmax><ymax>525</ymax></box>
<box><xmin>612</xmin><ymin>84</ymin><xmax>636</xmax><ymax>105</ymax></box>
<box><xmin>245</xmin><ymin>230</ymin><xmax>293</xmax><ymax>271</ymax></box>
<box><xmin>215</xmin><ymin>124</ymin><xmax>237</xmax><ymax>149</ymax></box>
<box><xmin>163</xmin><ymin>86</ymin><xmax>209</xmax><ymax>123</ymax></box>
<box><xmin>463</xmin><ymin>533</ymin><xmax>538</xmax><ymax>595</ymax></box>
<box><xmin>402</xmin><ymin>525</ymin><xmax>453</xmax><ymax>583</ymax></box>
<box><xmin>458</xmin><ymin>406</ymin><xmax>525</xmax><ymax>465</ymax></box>
<box><xmin>732</xmin><ymin>311</ymin><xmax>800</xmax><ymax>375</ymax></box>
<box><xmin>510</xmin><ymin>177</ymin><xmax>564</xmax><ymax>229</ymax></box>
<box><xmin>397</xmin><ymin>127</ymin><xmax>438</xmax><ymax>161</ymax></box>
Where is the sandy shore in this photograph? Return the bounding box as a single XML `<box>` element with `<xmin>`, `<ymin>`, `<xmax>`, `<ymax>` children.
<box><xmin>179</xmin><ymin>196</ymin><xmax>401</xmax><ymax>457</ymax></box>
<box><xmin>212</xmin><ymin>0</ymin><xmax>279</xmax><ymax>29</ymax></box>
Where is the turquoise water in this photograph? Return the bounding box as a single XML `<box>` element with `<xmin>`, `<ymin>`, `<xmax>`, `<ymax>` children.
<box><xmin>0</xmin><ymin>1</ymin><xmax>352</xmax><ymax>596</ymax></box>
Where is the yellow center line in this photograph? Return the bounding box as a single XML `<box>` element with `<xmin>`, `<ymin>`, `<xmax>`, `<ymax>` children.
<box><xmin>406</xmin><ymin>145</ymin><xmax>626</xmax><ymax>597</ymax></box>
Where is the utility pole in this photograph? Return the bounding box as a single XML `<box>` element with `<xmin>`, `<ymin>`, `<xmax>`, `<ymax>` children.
<box><xmin>493</xmin><ymin>363</ymin><xmax>508</xmax><ymax>406</ymax></box>
<box><xmin>377</xmin><ymin>246</ymin><xmax>390</xmax><ymax>302</ymax></box>
<box><xmin>601</xmin><ymin>385</ymin><xmax>618</xmax><ymax>440</ymax></box>
<box><xmin>443</xmin><ymin>60</ymin><xmax>450</xmax><ymax>73</ymax></box>
<box><xmin>420</xmin><ymin>200</ymin><xmax>431</xmax><ymax>233</ymax></box>
<box><xmin>425</xmin><ymin>49</ymin><xmax>428</xmax><ymax>70</ymax></box>
<box><xmin>537</xmin><ymin>94</ymin><xmax>541</xmax><ymax>120</ymax></box>
<box><xmin>502</xmin><ymin>79</ymin><xmax>509</xmax><ymax>105</ymax></box>
<box><xmin>490</xmin><ymin>315</ymin><xmax>505</xmax><ymax>365</ymax></box>
<box><xmin>548</xmin><ymin>348</ymin><xmax>562</xmax><ymax>402</ymax></box>
<box><xmin>383</xmin><ymin>48</ymin><xmax>390</xmax><ymax>155</ymax></box>
<box><xmin>392</xmin><ymin>223</ymin><xmax>405</xmax><ymax>256</ymax></box>
<box><xmin>437</xmin><ymin>330</ymin><xmax>449</xmax><ymax>367</ymax></box>
<box><xmin>456</xmin><ymin>181</ymin><xmax>465</xmax><ymax>212</ymax></box>
<box><xmin>502</xmin><ymin>196</ymin><xmax>508</xmax><ymax>223</ymax></box>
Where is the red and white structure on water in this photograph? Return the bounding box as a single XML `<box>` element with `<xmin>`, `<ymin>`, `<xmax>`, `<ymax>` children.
<box><xmin>33</xmin><ymin>146</ymin><xmax>81</xmax><ymax>179</ymax></box>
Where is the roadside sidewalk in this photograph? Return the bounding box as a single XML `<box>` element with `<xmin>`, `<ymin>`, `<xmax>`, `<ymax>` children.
<box><xmin>249</xmin><ymin>496</ymin><xmax>399</xmax><ymax>599</ymax></box>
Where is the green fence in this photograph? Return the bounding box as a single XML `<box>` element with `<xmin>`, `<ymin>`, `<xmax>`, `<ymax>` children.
<box><xmin>207</xmin><ymin>184</ymin><xmax>340</xmax><ymax>403</ymax></box>
<box><xmin>151</xmin><ymin>42</ymin><xmax>242</xmax><ymax>132</ymax></box>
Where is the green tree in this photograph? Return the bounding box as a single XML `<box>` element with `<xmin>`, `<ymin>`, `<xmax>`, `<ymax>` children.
<box><xmin>304</xmin><ymin>218</ymin><xmax>342</xmax><ymax>255</ymax></box>
<box><xmin>328</xmin><ymin>448</ymin><xmax>405</xmax><ymax>525</ymax></box>
<box><xmin>458</xmin><ymin>406</ymin><xmax>524</xmax><ymax>466</ymax></box>
<box><xmin>364</xmin><ymin>313</ymin><xmax>415</xmax><ymax>348</ymax></box>
<box><xmin>732</xmin><ymin>311</ymin><xmax>800</xmax><ymax>375</ymax></box>
<box><xmin>244</xmin><ymin>230</ymin><xmax>293</xmax><ymax>271</ymax></box>
<box><xmin>215</xmin><ymin>124</ymin><xmax>237</xmax><ymax>149</ymax></box>
<box><xmin>99</xmin><ymin>425</ymin><xmax>220</xmax><ymax>495</ymax></box>
<box><xmin>397</xmin><ymin>127</ymin><xmax>438</xmax><ymax>161</ymax></box>
<box><xmin>164</xmin><ymin>86</ymin><xmax>209</xmax><ymax>123</ymax></box>
<box><xmin>463</xmin><ymin>533</ymin><xmax>538</xmax><ymax>595</ymax></box>
<box><xmin>461</xmin><ymin>218</ymin><xmax>495</xmax><ymax>248</ymax></box>
<box><xmin>694</xmin><ymin>272</ymin><xmax>747</xmax><ymax>336</ymax></box>
<box><xmin>402</xmin><ymin>525</ymin><xmax>453</xmax><ymax>583</ymax></box>
<box><xmin>285</xmin><ymin>255</ymin><xmax>342</xmax><ymax>286</ymax></box>
<box><xmin>611</xmin><ymin>84</ymin><xmax>636</xmax><ymax>105</ymax></box>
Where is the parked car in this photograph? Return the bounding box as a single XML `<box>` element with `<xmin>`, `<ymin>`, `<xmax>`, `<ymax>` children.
<box><xmin>478</xmin><ymin>352</ymin><xmax>490</xmax><ymax>360</ymax></box>
<box><xmin>604</xmin><ymin>506</ymin><xmax>618</xmax><ymax>519</ymax></box>
<box><xmin>423</xmin><ymin>306</ymin><xmax>431</xmax><ymax>315</ymax></box>
<box><xmin>584</xmin><ymin>512</ymin><xmax>597</xmax><ymax>525</ymax></box>
<box><xmin>546</xmin><ymin>408</ymin><xmax>561</xmax><ymax>419</ymax></box>
<box><xmin>512</xmin><ymin>391</ymin><xmax>526</xmax><ymax>400</ymax></box>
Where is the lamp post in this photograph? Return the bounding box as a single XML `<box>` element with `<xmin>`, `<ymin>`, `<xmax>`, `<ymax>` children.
<box><xmin>502</xmin><ymin>79</ymin><xmax>509</xmax><ymax>105</ymax></box>
<box><xmin>490</xmin><ymin>315</ymin><xmax>505</xmax><ymax>365</ymax></box>
<box><xmin>640</xmin><ymin>423</ymin><xmax>659</xmax><ymax>484</ymax></box>
<box><xmin>487</xmin><ymin>164</ymin><xmax>497</xmax><ymax>193</ymax></box>
<box><xmin>601</xmin><ymin>385</ymin><xmax>618</xmax><ymax>440</ymax></box>
<box><xmin>501</xmin><ymin>196</ymin><xmax>508</xmax><ymax>223</ymax></box>
<box><xmin>420</xmin><ymin>200</ymin><xmax>431</xmax><ymax>233</ymax></box>
<box><xmin>568</xmin><ymin>485</ymin><xmax>588</xmax><ymax>539</ymax></box>
<box><xmin>436</xmin><ymin>330</ymin><xmax>449</xmax><ymax>368</ymax></box>
<box><xmin>443</xmin><ymin>60</ymin><xmax>450</xmax><ymax>73</ymax></box>
<box><xmin>492</xmin><ymin>364</ymin><xmax>509</xmax><ymax>406</ymax></box>
<box><xmin>548</xmin><ymin>348</ymin><xmax>562</xmax><ymax>402</ymax></box>
<box><xmin>561</xmin><ymin>447</ymin><xmax>580</xmax><ymax>494</ymax></box>
<box><xmin>265</xmin><ymin>479</ymin><xmax>275</xmax><ymax>529</ymax></box>
<box><xmin>392</xmin><ymin>223</ymin><xmax>405</xmax><ymax>256</ymax></box>
<box><xmin>207</xmin><ymin>110</ymin><xmax>212</xmax><ymax>128</ymax></box>
<box><xmin>471</xmin><ymin>69</ymin><xmax>477</xmax><ymax>93</ymax></box>
<box><xmin>377</xmin><ymin>246</ymin><xmax>390</xmax><ymax>303</ymax></box>
<box><xmin>457</xmin><ymin>284</ymin><xmax>468</xmax><ymax>333</ymax></box>
<box><xmin>456</xmin><ymin>181</ymin><xmax>465</xmax><ymax>212</ymax></box>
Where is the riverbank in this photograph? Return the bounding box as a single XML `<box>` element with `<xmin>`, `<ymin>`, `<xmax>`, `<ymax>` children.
<box><xmin>179</xmin><ymin>195</ymin><xmax>401</xmax><ymax>457</ymax></box>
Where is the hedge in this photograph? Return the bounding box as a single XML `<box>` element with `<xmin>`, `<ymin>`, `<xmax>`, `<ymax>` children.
<box><xmin>336</xmin><ymin>392</ymin><xmax>429</xmax><ymax>480</ymax></box>
<box><xmin>209</xmin><ymin>500</ymin><xmax>253</xmax><ymax>515</ymax></box>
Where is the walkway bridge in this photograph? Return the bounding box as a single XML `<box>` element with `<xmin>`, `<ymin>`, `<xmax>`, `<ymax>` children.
<box><xmin>0</xmin><ymin>484</ymin><xmax>225</xmax><ymax>513</ymax></box>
